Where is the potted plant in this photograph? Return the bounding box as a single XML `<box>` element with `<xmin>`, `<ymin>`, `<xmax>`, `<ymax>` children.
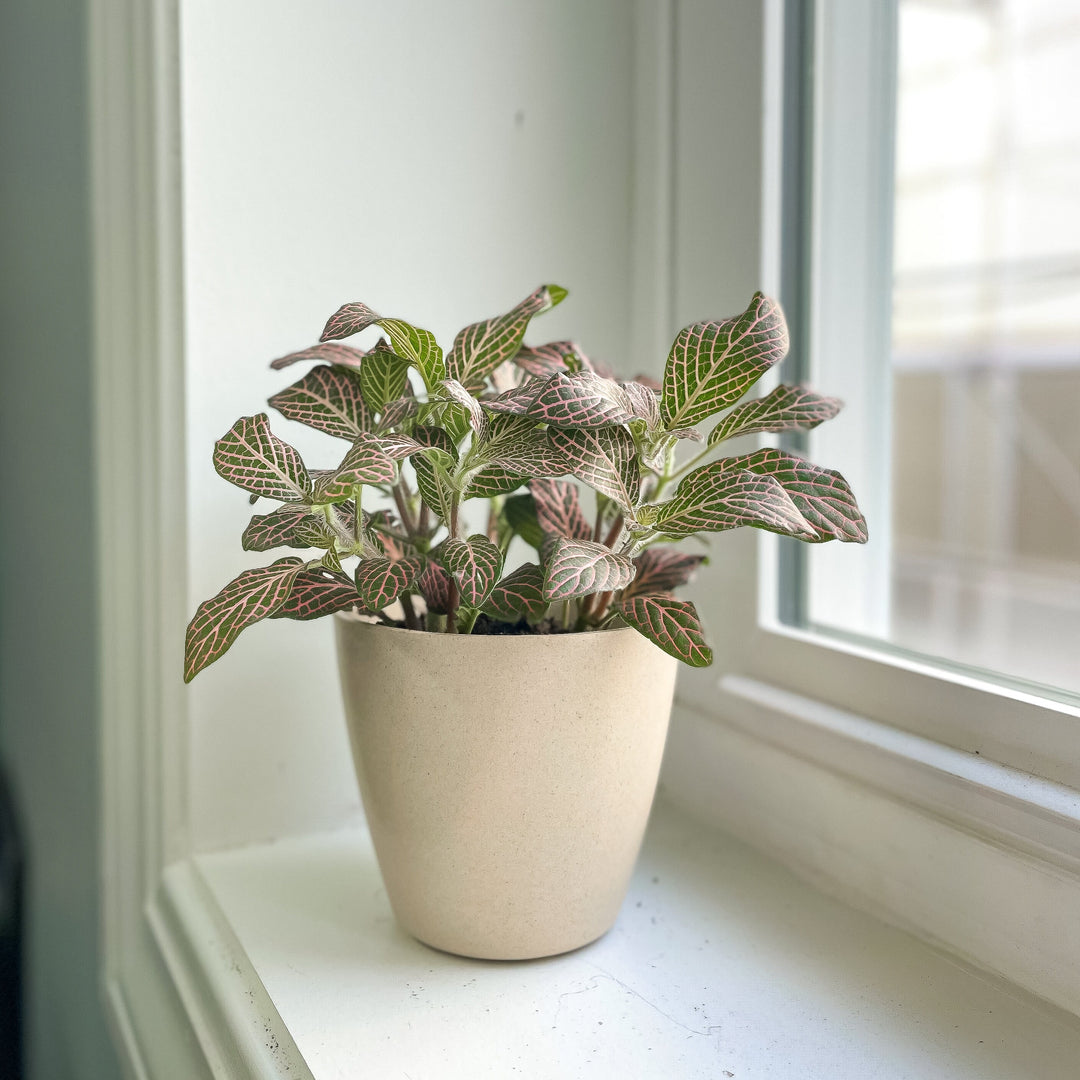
<box><xmin>184</xmin><ymin>286</ymin><xmax>866</xmax><ymax>959</ymax></box>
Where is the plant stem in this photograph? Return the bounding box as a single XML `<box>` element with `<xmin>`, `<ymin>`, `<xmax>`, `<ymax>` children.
<box><xmin>592</xmin><ymin>505</ymin><xmax>605</xmax><ymax>543</ymax></box>
<box><xmin>444</xmin><ymin>493</ymin><xmax>461</xmax><ymax>633</ymax></box>
<box><xmin>391</xmin><ymin>482</ymin><xmax>417</xmax><ymax>537</ymax></box>
<box><xmin>401</xmin><ymin>593</ymin><xmax>420</xmax><ymax>631</ymax></box>
<box><xmin>353</xmin><ymin>485</ymin><xmax>364</xmax><ymax>556</ymax></box>
<box><xmin>592</xmin><ymin>590</ymin><xmax>614</xmax><ymax>621</ymax></box>
<box><xmin>601</xmin><ymin>513</ymin><xmax>624</xmax><ymax>550</ymax></box>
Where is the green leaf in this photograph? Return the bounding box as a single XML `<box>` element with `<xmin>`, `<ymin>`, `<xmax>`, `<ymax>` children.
<box><xmin>270</xmin><ymin>569</ymin><xmax>363</xmax><ymax>620</ymax></box>
<box><xmin>482</xmin><ymin>562</ymin><xmax>547</xmax><ymax>621</ymax></box>
<box><xmin>320</xmin><ymin>301</ymin><xmax>445</xmax><ymax>388</ymax></box>
<box><xmin>360</xmin><ymin>341</ymin><xmax>412</xmax><ymax>414</ymax></box>
<box><xmin>313</xmin><ymin>433</ymin><xmax>397</xmax><ymax>502</ymax></box>
<box><xmin>412</xmin><ymin>451</ymin><xmax>457</xmax><ymax>524</ymax></box>
<box><xmin>618</xmin><ymin>594</ymin><xmax>713</xmax><ymax>667</ymax></box>
<box><xmin>502</xmin><ymin>493</ymin><xmax>543</xmax><ymax>549</ymax></box>
<box><xmin>241</xmin><ymin>504</ymin><xmax>335</xmax><ymax>552</ymax></box>
<box><xmin>269</xmin><ymin>365</ymin><xmax>372</xmax><ymax>440</ymax></box>
<box><xmin>376</xmin><ymin>392</ymin><xmax>419</xmax><ymax>431</ymax></box>
<box><xmin>471</xmin><ymin>413</ymin><xmax>568</xmax><ymax>479</ymax></box>
<box><xmin>465</xmin><ymin>467</ymin><xmax>529</xmax><ymax>499</ymax></box>
<box><xmin>708</xmin><ymin>383</ymin><xmax>844</xmax><ymax>445</ymax></box>
<box><xmin>439</xmin><ymin>378</ymin><xmax>488</xmax><ymax>436</ymax></box>
<box><xmin>443</xmin><ymin>534</ymin><xmax>504</xmax><ymax>607</ymax></box>
<box><xmin>650</xmin><ymin>459</ymin><xmax>817</xmax><ymax>540</ymax></box>
<box><xmin>354</xmin><ymin>556</ymin><xmax>423</xmax><ymax>610</ymax></box>
<box><xmin>446</xmin><ymin>284</ymin><xmax>568</xmax><ymax>393</ymax></box>
<box><xmin>270</xmin><ymin>341</ymin><xmax>366</xmax><ymax>371</ymax></box>
<box><xmin>542</xmin><ymin>537</ymin><xmax>635</xmax><ymax>602</ymax></box>
<box><xmin>661</xmin><ymin>292</ymin><xmax>789</xmax><ymax>429</ymax></box>
<box><xmin>184</xmin><ymin>558</ymin><xmax>304</xmax><ymax>681</ymax></box>
<box><xmin>547</xmin><ymin>426</ymin><xmax>640</xmax><ymax>512</ymax></box>
<box><xmin>213</xmin><ymin>413</ymin><xmax>311</xmax><ymax>501</ymax></box>
<box><xmin>529</xmin><ymin>478</ymin><xmax>592</xmax><ymax>541</ymax></box>
<box><xmin>721</xmin><ymin>448</ymin><xmax>868</xmax><ymax>543</ymax></box>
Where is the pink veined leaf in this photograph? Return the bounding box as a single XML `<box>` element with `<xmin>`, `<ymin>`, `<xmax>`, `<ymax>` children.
<box><xmin>482</xmin><ymin>562</ymin><xmax>548</xmax><ymax>621</ymax></box>
<box><xmin>313</xmin><ymin>433</ymin><xmax>397</xmax><ymax>502</ymax></box>
<box><xmin>513</xmin><ymin>340</ymin><xmax>588</xmax><ymax>378</ymax></box>
<box><xmin>529</xmin><ymin>478</ymin><xmax>592</xmax><ymax>541</ymax></box>
<box><xmin>241</xmin><ymin>504</ymin><xmax>335</xmax><ymax>552</ymax></box>
<box><xmin>319</xmin><ymin>302</ymin><xmax>445</xmax><ymax>389</ymax></box>
<box><xmin>374</xmin><ymin>432</ymin><xmax>427</xmax><ymax>460</ymax></box>
<box><xmin>631</xmin><ymin>373</ymin><xmax>663</xmax><ymax>392</ymax></box>
<box><xmin>661</xmin><ymin>291</ymin><xmax>789</xmax><ymax>429</ymax></box>
<box><xmin>268</xmin><ymin>365</ymin><xmax>372</xmax><ymax>440</ymax></box>
<box><xmin>270</xmin><ymin>569</ymin><xmax>364</xmax><ymax>621</ymax></box>
<box><xmin>359</xmin><ymin>341</ymin><xmax>412</xmax><ymax>413</ymax></box>
<box><xmin>620</xmin><ymin>380</ymin><xmax>662</xmax><ymax>431</ymax></box>
<box><xmin>365</xmin><ymin>509</ymin><xmax>405</xmax><ymax>560</ymax></box>
<box><xmin>708</xmin><ymin>384</ymin><xmax>844</xmax><ymax>445</ymax></box>
<box><xmin>443</xmin><ymin>534</ymin><xmax>505</xmax><ymax>607</ymax></box>
<box><xmin>270</xmin><ymin>341</ymin><xmax>367</xmax><ymax>372</ymax></box>
<box><xmin>417</xmin><ymin>561</ymin><xmax>455</xmax><ymax>614</ymax></box>
<box><xmin>523</xmin><ymin>370</ymin><xmax>634</xmax><ymax>428</ymax></box>
<box><xmin>473</xmin><ymin>413</ymin><xmax>569</xmax><ymax>477</ymax></box>
<box><xmin>719</xmin><ymin>448</ymin><xmax>868</xmax><ymax>543</ymax></box>
<box><xmin>542</xmin><ymin>537</ymin><xmax>636</xmax><ymax>602</ymax></box>
<box><xmin>353</xmin><ymin>556</ymin><xmax>423</xmax><ymax>610</ymax></box>
<box><xmin>481</xmin><ymin>378</ymin><xmax>547</xmax><ymax>417</ymax></box>
<box><xmin>650</xmin><ymin>461</ymin><xmax>817</xmax><ymax>540</ymax></box>
<box><xmin>617</xmin><ymin>594</ymin><xmax>713</xmax><ymax>668</ymax></box>
<box><xmin>624</xmin><ymin>547</ymin><xmax>708</xmax><ymax>600</ymax></box>
<box><xmin>439</xmin><ymin>378</ymin><xmax>488</xmax><ymax>436</ymax></box>
<box><xmin>547</xmin><ymin>426</ymin><xmax>640</xmax><ymax>512</ymax></box>
<box><xmin>465</xmin><ymin>466</ymin><xmax>529</xmax><ymax>500</ymax></box>
<box><xmin>213</xmin><ymin>413</ymin><xmax>311</xmax><ymax>501</ymax></box>
<box><xmin>447</xmin><ymin>284</ymin><xmax>568</xmax><ymax>393</ymax></box>
<box><xmin>184</xmin><ymin>558</ymin><xmax>304</xmax><ymax>681</ymax></box>
<box><xmin>377</xmin><ymin>392</ymin><xmax>419</xmax><ymax>431</ymax></box>
<box><xmin>411</xmin><ymin>451</ymin><xmax>457</xmax><ymax>523</ymax></box>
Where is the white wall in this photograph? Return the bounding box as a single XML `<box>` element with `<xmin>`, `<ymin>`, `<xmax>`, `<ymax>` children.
<box><xmin>181</xmin><ymin>0</ymin><xmax>638</xmax><ymax>850</ymax></box>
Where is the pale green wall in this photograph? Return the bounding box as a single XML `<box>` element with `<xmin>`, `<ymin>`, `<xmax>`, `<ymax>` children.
<box><xmin>0</xmin><ymin>1</ymin><xmax>120</xmax><ymax>1076</ymax></box>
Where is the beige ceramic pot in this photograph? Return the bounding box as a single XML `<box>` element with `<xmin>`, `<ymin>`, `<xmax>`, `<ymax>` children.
<box><xmin>334</xmin><ymin>614</ymin><xmax>678</xmax><ymax>960</ymax></box>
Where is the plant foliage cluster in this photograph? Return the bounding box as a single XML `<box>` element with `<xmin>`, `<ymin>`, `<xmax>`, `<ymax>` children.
<box><xmin>184</xmin><ymin>286</ymin><xmax>866</xmax><ymax>681</ymax></box>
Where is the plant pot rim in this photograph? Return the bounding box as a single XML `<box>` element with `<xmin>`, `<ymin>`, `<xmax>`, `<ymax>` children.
<box><xmin>334</xmin><ymin>610</ymin><xmax>640</xmax><ymax>649</ymax></box>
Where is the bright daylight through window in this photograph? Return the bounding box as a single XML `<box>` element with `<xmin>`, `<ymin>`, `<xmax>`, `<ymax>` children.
<box><xmin>801</xmin><ymin>0</ymin><xmax>1080</xmax><ymax>697</ymax></box>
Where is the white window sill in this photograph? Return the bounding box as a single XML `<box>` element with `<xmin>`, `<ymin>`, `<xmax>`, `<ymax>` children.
<box><xmin>155</xmin><ymin>799</ymin><xmax>1080</xmax><ymax>1080</ymax></box>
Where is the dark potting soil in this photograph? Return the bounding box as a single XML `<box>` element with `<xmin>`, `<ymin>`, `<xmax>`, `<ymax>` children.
<box><xmin>469</xmin><ymin>613</ymin><xmax>573</xmax><ymax>636</ymax></box>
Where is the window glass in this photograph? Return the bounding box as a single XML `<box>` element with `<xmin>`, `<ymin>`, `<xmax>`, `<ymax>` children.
<box><xmin>804</xmin><ymin>0</ymin><xmax>1080</xmax><ymax>696</ymax></box>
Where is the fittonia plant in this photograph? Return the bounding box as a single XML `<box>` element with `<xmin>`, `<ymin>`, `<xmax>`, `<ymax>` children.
<box><xmin>184</xmin><ymin>287</ymin><xmax>867</xmax><ymax>681</ymax></box>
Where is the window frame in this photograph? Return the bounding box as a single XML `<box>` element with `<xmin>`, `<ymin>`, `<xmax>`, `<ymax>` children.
<box><xmin>693</xmin><ymin>0</ymin><xmax>1080</xmax><ymax>791</ymax></box>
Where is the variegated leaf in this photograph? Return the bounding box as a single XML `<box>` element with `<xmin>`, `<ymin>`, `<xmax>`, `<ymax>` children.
<box><xmin>412</xmin><ymin>452</ymin><xmax>456</xmax><ymax>523</ymax></box>
<box><xmin>377</xmin><ymin>392</ymin><xmax>419</xmax><ymax>431</ymax></box>
<box><xmin>529</xmin><ymin>478</ymin><xmax>592</xmax><ymax>541</ymax></box>
<box><xmin>184</xmin><ymin>558</ymin><xmax>304</xmax><ymax>681</ymax></box>
<box><xmin>708</xmin><ymin>384</ymin><xmax>844</xmax><ymax>445</ymax></box>
<box><xmin>721</xmin><ymin>448</ymin><xmax>868</xmax><ymax>543</ymax></box>
<box><xmin>513</xmin><ymin>340</ymin><xmax>587</xmax><ymax>378</ymax></box>
<box><xmin>443</xmin><ymin>534</ymin><xmax>504</xmax><ymax>607</ymax></box>
<box><xmin>354</xmin><ymin>556</ymin><xmax>423</xmax><ymax>610</ymax></box>
<box><xmin>241</xmin><ymin>504</ymin><xmax>335</xmax><ymax>552</ymax></box>
<box><xmin>482</xmin><ymin>378</ymin><xmax>546</xmax><ymax>417</ymax></box>
<box><xmin>447</xmin><ymin>284</ymin><xmax>568</xmax><ymax>392</ymax></box>
<box><xmin>313</xmin><ymin>433</ymin><xmax>397</xmax><ymax>502</ymax></box>
<box><xmin>417</xmin><ymin>561</ymin><xmax>455</xmax><ymax>614</ymax></box>
<box><xmin>439</xmin><ymin>378</ymin><xmax>488</xmax><ymax>436</ymax></box>
<box><xmin>465</xmin><ymin>466</ymin><xmax>529</xmax><ymax>499</ymax></box>
<box><xmin>547</xmin><ymin>426</ymin><xmax>640</xmax><ymax>512</ymax></box>
<box><xmin>502</xmin><ymin>493</ymin><xmax>543</xmax><ymax>549</ymax></box>
<box><xmin>621</xmin><ymin>380</ymin><xmax>662</xmax><ymax>431</ymax></box>
<box><xmin>270</xmin><ymin>341</ymin><xmax>367</xmax><ymax>371</ymax></box>
<box><xmin>661</xmin><ymin>292</ymin><xmax>789</xmax><ymax>429</ymax></box>
<box><xmin>409</xmin><ymin>425</ymin><xmax>459</xmax><ymax>460</ymax></box>
<box><xmin>270</xmin><ymin>569</ymin><xmax>363</xmax><ymax>620</ymax></box>
<box><xmin>651</xmin><ymin>460</ymin><xmax>816</xmax><ymax>540</ymax></box>
<box><xmin>269</xmin><ymin>365</ymin><xmax>372</xmax><ymax>440</ymax></box>
<box><xmin>474</xmin><ymin>413</ymin><xmax>568</xmax><ymax>476</ymax></box>
<box><xmin>624</xmin><ymin>547</ymin><xmax>707</xmax><ymax>599</ymax></box>
<box><xmin>482</xmin><ymin>562</ymin><xmax>548</xmax><ymax>621</ymax></box>
<box><xmin>542</xmin><ymin>537</ymin><xmax>635</xmax><ymax>602</ymax></box>
<box><xmin>320</xmin><ymin>302</ymin><xmax>445</xmax><ymax>388</ymax></box>
<box><xmin>618</xmin><ymin>594</ymin><xmax>713</xmax><ymax>667</ymax></box>
<box><xmin>524</xmin><ymin>370</ymin><xmax>634</xmax><ymax>428</ymax></box>
<box><xmin>360</xmin><ymin>341</ymin><xmax>412</xmax><ymax>413</ymax></box>
<box><xmin>213</xmin><ymin>413</ymin><xmax>311</xmax><ymax>501</ymax></box>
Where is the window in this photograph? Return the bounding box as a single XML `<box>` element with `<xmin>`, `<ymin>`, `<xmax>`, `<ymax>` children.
<box><xmin>785</xmin><ymin>0</ymin><xmax>1080</xmax><ymax>701</ymax></box>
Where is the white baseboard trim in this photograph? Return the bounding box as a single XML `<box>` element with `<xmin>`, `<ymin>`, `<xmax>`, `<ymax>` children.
<box><xmin>661</xmin><ymin>679</ymin><xmax>1080</xmax><ymax>1020</ymax></box>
